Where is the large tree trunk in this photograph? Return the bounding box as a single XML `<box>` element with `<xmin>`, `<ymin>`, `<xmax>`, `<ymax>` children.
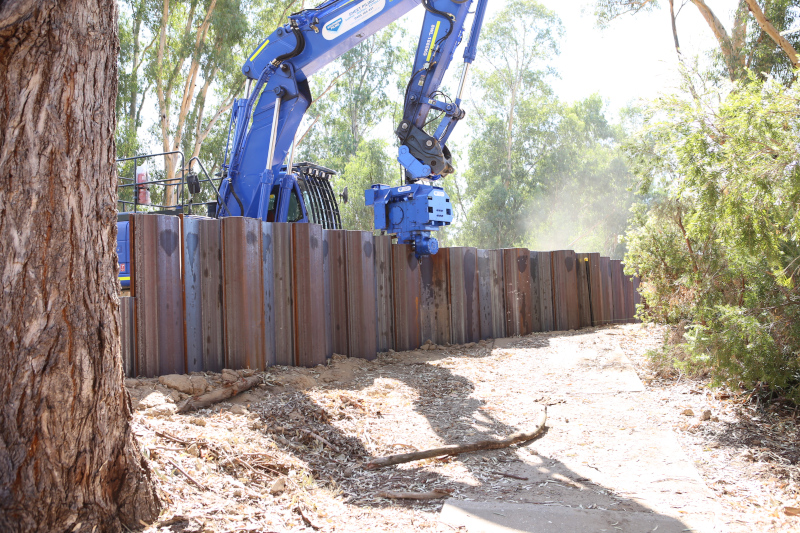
<box><xmin>0</xmin><ymin>1</ymin><xmax>162</xmax><ymax>531</ymax></box>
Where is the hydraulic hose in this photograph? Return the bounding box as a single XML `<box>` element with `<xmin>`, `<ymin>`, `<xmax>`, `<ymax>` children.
<box><xmin>273</xmin><ymin>26</ymin><xmax>305</xmax><ymax>65</ymax></box>
<box><xmin>421</xmin><ymin>0</ymin><xmax>455</xmax><ymax>47</ymax></box>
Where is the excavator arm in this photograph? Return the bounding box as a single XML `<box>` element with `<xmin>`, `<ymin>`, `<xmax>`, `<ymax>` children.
<box><xmin>217</xmin><ymin>0</ymin><xmax>488</xmax><ymax>256</ymax></box>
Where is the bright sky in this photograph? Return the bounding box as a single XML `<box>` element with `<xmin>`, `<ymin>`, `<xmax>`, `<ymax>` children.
<box><xmin>481</xmin><ymin>0</ymin><xmax>732</xmax><ymax>117</ymax></box>
<box><xmin>534</xmin><ymin>0</ymin><xmax>724</xmax><ymax>115</ymax></box>
<box><xmin>136</xmin><ymin>0</ymin><xmax>735</xmax><ymax>156</ymax></box>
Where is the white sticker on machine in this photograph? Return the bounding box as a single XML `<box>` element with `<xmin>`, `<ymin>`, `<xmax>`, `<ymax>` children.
<box><xmin>323</xmin><ymin>0</ymin><xmax>386</xmax><ymax>40</ymax></box>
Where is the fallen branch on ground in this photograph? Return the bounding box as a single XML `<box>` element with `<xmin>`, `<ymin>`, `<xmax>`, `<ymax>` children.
<box><xmin>299</xmin><ymin>428</ymin><xmax>339</xmax><ymax>452</ymax></box>
<box><xmin>177</xmin><ymin>376</ymin><xmax>261</xmax><ymax>413</ymax></box>
<box><xmin>377</xmin><ymin>489</ymin><xmax>452</xmax><ymax>500</ymax></box>
<box><xmin>366</xmin><ymin>407</ymin><xmax>546</xmax><ymax>469</ymax></box>
<box><xmin>491</xmin><ymin>470</ymin><xmax>528</xmax><ymax>480</ymax></box>
<box><xmin>166</xmin><ymin>458</ymin><xmax>208</xmax><ymax>490</ymax></box>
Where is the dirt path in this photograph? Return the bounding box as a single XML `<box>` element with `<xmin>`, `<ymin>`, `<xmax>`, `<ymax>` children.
<box><xmin>128</xmin><ymin>325</ymin><xmax>799</xmax><ymax>532</ymax></box>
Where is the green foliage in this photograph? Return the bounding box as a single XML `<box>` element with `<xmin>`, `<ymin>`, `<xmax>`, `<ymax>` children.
<box><xmin>624</xmin><ymin>72</ymin><xmax>800</xmax><ymax>401</ymax></box>
<box><xmin>454</xmin><ymin>0</ymin><xmax>637</xmax><ymax>254</ymax></box>
<box><xmin>336</xmin><ymin>139</ymin><xmax>396</xmax><ymax>231</ymax></box>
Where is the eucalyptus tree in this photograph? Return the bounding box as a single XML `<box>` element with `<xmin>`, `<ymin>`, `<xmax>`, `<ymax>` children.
<box><xmin>594</xmin><ymin>0</ymin><xmax>800</xmax><ymax>83</ymax></box>
<box><xmin>1</xmin><ymin>1</ymin><xmax>160</xmax><ymax>530</ymax></box>
<box><xmin>458</xmin><ymin>0</ymin><xmax>563</xmax><ymax>248</ymax></box>
<box><xmin>117</xmin><ymin>0</ymin><xmax>295</xmax><ymax>204</ymax></box>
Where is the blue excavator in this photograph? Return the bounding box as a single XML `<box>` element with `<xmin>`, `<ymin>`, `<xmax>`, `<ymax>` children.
<box><xmin>117</xmin><ymin>0</ymin><xmax>488</xmax><ymax>287</ymax></box>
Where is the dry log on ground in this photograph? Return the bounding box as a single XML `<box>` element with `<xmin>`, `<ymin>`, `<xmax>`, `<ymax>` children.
<box><xmin>377</xmin><ymin>489</ymin><xmax>452</xmax><ymax>500</ymax></box>
<box><xmin>177</xmin><ymin>376</ymin><xmax>261</xmax><ymax>413</ymax></box>
<box><xmin>366</xmin><ymin>407</ymin><xmax>546</xmax><ymax>469</ymax></box>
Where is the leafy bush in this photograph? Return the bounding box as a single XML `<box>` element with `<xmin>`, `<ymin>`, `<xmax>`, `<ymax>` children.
<box><xmin>625</xmin><ymin>73</ymin><xmax>800</xmax><ymax>402</ymax></box>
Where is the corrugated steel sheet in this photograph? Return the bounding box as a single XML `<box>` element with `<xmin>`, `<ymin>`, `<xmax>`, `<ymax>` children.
<box><xmin>489</xmin><ymin>250</ymin><xmax>507</xmax><ymax>339</ymax></box>
<box><xmin>575</xmin><ymin>253</ymin><xmax>592</xmax><ymax>329</ymax></box>
<box><xmin>610</xmin><ymin>259</ymin><xmax>625</xmax><ymax>324</ymax></box>
<box><xmin>345</xmin><ymin>231</ymin><xmax>377</xmax><ymax>360</ymax></box>
<box><xmin>392</xmin><ymin>244</ymin><xmax>421</xmax><ymax>351</ymax></box>
<box><xmin>477</xmin><ymin>249</ymin><xmax>505</xmax><ymax>340</ymax></box>
<box><xmin>449</xmin><ymin>247</ymin><xmax>480</xmax><ymax>344</ymax></box>
<box><xmin>272</xmin><ymin>223</ymin><xmax>294</xmax><ymax>366</ymax></box>
<box><xmin>292</xmin><ymin>223</ymin><xmax>327</xmax><ymax>367</ymax></box>
<box><xmin>535</xmin><ymin>251</ymin><xmax>554</xmax><ymax>332</ymax></box>
<box><xmin>132</xmin><ymin>214</ymin><xmax>185</xmax><ymax>377</ymax></box>
<box><xmin>585</xmin><ymin>252</ymin><xmax>604</xmax><ymax>326</ymax></box>
<box><xmin>183</xmin><ymin>216</ymin><xmax>202</xmax><ymax>372</ymax></box>
<box><xmin>503</xmin><ymin>248</ymin><xmax>533</xmax><ymax>336</ymax></box>
<box><xmin>222</xmin><ymin>217</ymin><xmax>266</xmax><ymax>370</ymax></box>
<box><xmin>528</xmin><ymin>252</ymin><xmax>542</xmax><ymax>333</ymax></box>
<box><xmin>262</xmin><ymin>222</ymin><xmax>277</xmax><ymax>367</ymax></box>
<box><xmin>120</xmin><ymin>296</ymin><xmax>136</xmax><ymax>377</ymax></box>
<box><xmin>599</xmin><ymin>256</ymin><xmax>613</xmax><ymax>324</ymax></box>
<box><xmin>322</xmin><ymin>229</ymin><xmax>334</xmax><ymax>358</ymax></box>
<box><xmin>183</xmin><ymin>216</ymin><xmax>225</xmax><ymax>372</ymax></box>
<box><xmin>374</xmin><ymin>235</ymin><xmax>394</xmax><ymax>352</ymax></box>
<box><xmin>550</xmin><ymin>250</ymin><xmax>580</xmax><ymax>331</ymax></box>
<box><xmin>419</xmin><ymin>251</ymin><xmax>450</xmax><ymax>346</ymax></box>
<box><xmin>327</xmin><ymin>230</ymin><xmax>349</xmax><ymax>356</ymax></box>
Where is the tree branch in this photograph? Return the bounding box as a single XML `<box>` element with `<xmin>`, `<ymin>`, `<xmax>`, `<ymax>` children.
<box><xmin>294</xmin><ymin>116</ymin><xmax>320</xmax><ymax>150</ymax></box>
<box><xmin>668</xmin><ymin>0</ymin><xmax>681</xmax><ymax>55</ymax></box>
<box><xmin>675</xmin><ymin>204</ymin><xmax>699</xmax><ymax>274</ymax></box>
<box><xmin>133</xmin><ymin>34</ymin><xmax>158</xmax><ymax>74</ymax></box>
<box><xmin>731</xmin><ymin>0</ymin><xmax>748</xmax><ymax>72</ymax></box>
<box><xmin>366</xmin><ymin>408</ymin><xmax>547</xmax><ymax>469</ymax></box>
<box><xmin>689</xmin><ymin>0</ymin><xmax>738</xmax><ymax>79</ymax></box>
<box><xmin>744</xmin><ymin>0</ymin><xmax>799</xmax><ymax>67</ymax></box>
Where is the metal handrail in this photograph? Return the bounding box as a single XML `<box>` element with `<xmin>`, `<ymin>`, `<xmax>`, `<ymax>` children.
<box><xmin>116</xmin><ymin>150</ymin><xmax>186</xmax><ymax>213</ymax></box>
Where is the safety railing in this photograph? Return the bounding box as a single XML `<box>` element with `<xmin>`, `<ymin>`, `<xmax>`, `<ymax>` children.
<box><xmin>117</xmin><ymin>151</ymin><xmax>228</xmax><ymax>216</ymax></box>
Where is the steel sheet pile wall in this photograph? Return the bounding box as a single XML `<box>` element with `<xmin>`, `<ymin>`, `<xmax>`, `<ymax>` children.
<box><xmin>292</xmin><ymin>223</ymin><xmax>327</xmax><ymax>366</ymax></box>
<box><xmin>183</xmin><ymin>217</ymin><xmax>225</xmax><ymax>372</ymax></box>
<box><xmin>123</xmin><ymin>215</ymin><xmax>640</xmax><ymax>377</ymax></box>
<box><xmin>503</xmin><ymin>248</ymin><xmax>533</xmax><ymax>336</ymax></box>
<box><xmin>131</xmin><ymin>214</ymin><xmax>185</xmax><ymax>377</ymax></box>
<box><xmin>419</xmin><ymin>251</ymin><xmax>450</xmax><ymax>346</ymax></box>
<box><xmin>222</xmin><ymin>217</ymin><xmax>266</xmax><ymax>371</ymax></box>
<box><xmin>345</xmin><ymin>231</ymin><xmax>377</xmax><ymax>360</ymax></box>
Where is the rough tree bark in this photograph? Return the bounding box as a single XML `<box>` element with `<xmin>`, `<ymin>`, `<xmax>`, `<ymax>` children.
<box><xmin>0</xmin><ymin>1</ymin><xmax>162</xmax><ymax>531</ymax></box>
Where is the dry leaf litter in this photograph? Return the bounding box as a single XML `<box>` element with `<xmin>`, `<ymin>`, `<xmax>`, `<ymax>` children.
<box><xmin>126</xmin><ymin>324</ymin><xmax>800</xmax><ymax>532</ymax></box>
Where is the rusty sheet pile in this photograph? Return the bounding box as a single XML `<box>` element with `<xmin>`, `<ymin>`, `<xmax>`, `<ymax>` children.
<box><xmin>120</xmin><ymin>214</ymin><xmax>640</xmax><ymax>377</ymax></box>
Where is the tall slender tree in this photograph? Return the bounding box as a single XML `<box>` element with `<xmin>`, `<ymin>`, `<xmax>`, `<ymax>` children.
<box><xmin>0</xmin><ymin>1</ymin><xmax>161</xmax><ymax>530</ymax></box>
